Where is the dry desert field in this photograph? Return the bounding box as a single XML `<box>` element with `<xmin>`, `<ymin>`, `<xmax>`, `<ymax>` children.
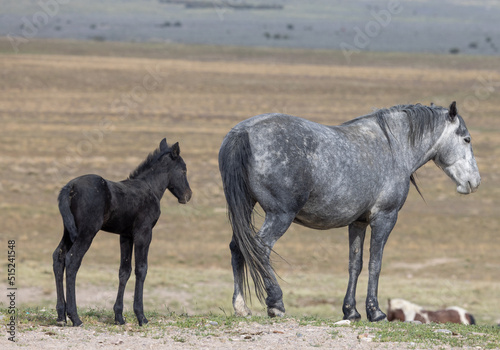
<box><xmin>0</xmin><ymin>39</ymin><xmax>499</xmax><ymax>331</ymax></box>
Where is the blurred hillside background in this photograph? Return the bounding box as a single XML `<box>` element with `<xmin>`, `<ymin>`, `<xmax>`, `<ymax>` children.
<box><xmin>1</xmin><ymin>0</ymin><xmax>500</xmax><ymax>55</ymax></box>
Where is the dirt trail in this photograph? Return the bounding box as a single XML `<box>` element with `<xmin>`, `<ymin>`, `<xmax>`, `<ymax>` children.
<box><xmin>3</xmin><ymin>320</ymin><xmax>459</xmax><ymax>349</ymax></box>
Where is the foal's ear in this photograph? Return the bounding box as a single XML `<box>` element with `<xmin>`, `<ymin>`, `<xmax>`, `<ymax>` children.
<box><xmin>448</xmin><ymin>101</ymin><xmax>457</xmax><ymax>120</ymax></box>
<box><xmin>159</xmin><ymin>138</ymin><xmax>168</xmax><ymax>152</ymax></box>
<box><xmin>171</xmin><ymin>142</ymin><xmax>180</xmax><ymax>159</ymax></box>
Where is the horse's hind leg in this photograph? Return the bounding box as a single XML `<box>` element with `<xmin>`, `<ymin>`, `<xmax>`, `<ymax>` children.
<box><xmin>114</xmin><ymin>235</ymin><xmax>133</xmax><ymax>325</ymax></box>
<box><xmin>258</xmin><ymin>212</ymin><xmax>294</xmax><ymax>317</ymax></box>
<box><xmin>65</xmin><ymin>230</ymin><xmax>97</xmax><ymax>327</ymax></box>
<box><xmin>52</xmin><ymin>230</ymin><xmax>72</xmax><ymax>325</ymax></box>
<box><xmin>230</xmin><ymin>237</ymin><xmax>251</xmax><ymax>317</ymax></box>
<box><xmin>342</xmin><ymin>222</ymin><xmax>367</xmax><ymax>321</ymax></box>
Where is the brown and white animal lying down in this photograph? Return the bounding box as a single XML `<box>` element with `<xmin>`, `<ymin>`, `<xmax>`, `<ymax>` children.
<box><xmin>387</xmin><ymin>299</ymin><xmax>476</xmax><ymax>325</ymax></box>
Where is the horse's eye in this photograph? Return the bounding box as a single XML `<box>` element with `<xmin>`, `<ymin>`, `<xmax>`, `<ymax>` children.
<box><xmin>464</xmin><ymin>136</ymin><xmax>471</xmax><ymax>144</ymax></box>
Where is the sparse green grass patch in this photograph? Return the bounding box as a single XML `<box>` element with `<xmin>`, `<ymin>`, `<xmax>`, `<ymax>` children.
<box><xmin>347</xmin><ymin>320</ymin><xmax>500</xmax><ymax>349</ymax></box>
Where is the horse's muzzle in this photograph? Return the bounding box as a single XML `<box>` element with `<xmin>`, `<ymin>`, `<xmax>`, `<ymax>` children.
<box><xmin>178</xmin><ymin>190</ymin><xmax>192</xmax><ymax>204</ymax></box>
<box><xmin>458</xmin><ymin>179</ymin><xmax>480</xmax><ymax>194</ymax></box>
<box><xmin>469</xmin><ymin>179</ymin><xmax>480</xmax><ymax>193</ymax></box>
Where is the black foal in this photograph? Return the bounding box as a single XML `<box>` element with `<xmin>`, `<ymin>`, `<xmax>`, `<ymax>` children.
<box><xmin>53</xmin><ymin>138</ymin><xmax>192</xmax><ymax>326</ymax></box>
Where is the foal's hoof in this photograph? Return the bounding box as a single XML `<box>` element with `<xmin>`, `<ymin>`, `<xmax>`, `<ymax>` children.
<box><xmin>267</xmin><ymin>307</ymin><xmax>285</xmax><ymax>318</ymax></box>
<box><xmin>115</xmin><ymin>316</ymin><xmax>126</xmax><ymax>325</ymax></box>
<box><xmin>71</xmin><ymin>319</ymin><xmax>83</xmax><ymax>327</ymax></box>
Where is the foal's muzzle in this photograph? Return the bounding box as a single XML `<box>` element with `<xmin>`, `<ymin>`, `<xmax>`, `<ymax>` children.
<box><xmin>178</xmin><ymin>189</ymin><xmax>192</xmax><ymax>204</ymax></box>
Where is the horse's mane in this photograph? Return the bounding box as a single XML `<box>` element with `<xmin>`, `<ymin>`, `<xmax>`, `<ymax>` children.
<box><xmin>344</xmin><ymin>103</ymin><xmax>448</xmax><ymax>147</ymax></box>
<box><xmin>398</xmin><ymin>104</ymin><xmax>448</xmax><ymax>146</ymax></box>
<box><xmin>129</xmin><ymin>145</ymin><xmax>168</xmax><ymax>180</ymax></box>
<box><xmin>344</xmin><ymin>103</ymin><xmax>449</xmax><ymax>199</ymax></box>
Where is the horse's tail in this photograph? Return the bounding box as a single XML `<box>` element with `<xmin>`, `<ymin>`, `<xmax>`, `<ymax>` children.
<box><xmin>219</xmin><ymin>130</ymin><xmax>272</xmax><ymax>304</ymax></box>
<box><xmin>58</xmin><ymin>184</ymin><xmax>78</xmax><ymax>243</ymax></box>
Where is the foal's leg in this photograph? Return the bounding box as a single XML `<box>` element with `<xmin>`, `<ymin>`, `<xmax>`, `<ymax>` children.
<box><xmin>52</xmin><ymin>231</ymin><xmax>72</xmax><ymax>325</ymax></box>
<box><xmin>342</xmin><ymin>222</ymin><xmax>367</xmax><ymax>321</ymax></box>
<box><xmin>229</xmin><ymin>237</ymin><xmax>252</xmax><ymax>316</ymax></box>
<box><xmin>258</xmin><ymin>212</ymin><xmax>295</xmax><ymax>317</ymax></box>
<box><xmin>366</xmin><ymin>212</ymin><xmax>398</xmax><ymax>322</ymax></box>
<box><xmin>133</xmin><ymin>229</ymin><xmax>152</xmax><ymax>326</ymax></box>
<box><xmin>114</xmin><ymin>235</ymin><xmax>133</xmax><ymax>325</ymax></box>
<box><xmin>65</xmin><ymin>230</ymin><xmax>98</xmax><ymax>326</ymax></box>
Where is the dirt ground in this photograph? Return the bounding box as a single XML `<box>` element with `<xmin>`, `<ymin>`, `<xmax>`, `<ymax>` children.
<box><xmin>1</xmin><ymin>320</ymin><xmax>471</xmax><ymax>350</ymax></box>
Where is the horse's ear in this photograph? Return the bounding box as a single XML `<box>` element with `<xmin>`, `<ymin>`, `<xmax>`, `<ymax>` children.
<box><xmin>171</xmin><ymin>142</ymin><xmax>180</xmax><ymax>159</ymax></box>
<box><xmin>448</xmin><ymin>101</ymin><xmax>457</xmax><ymax>120</ymax></box>
<box><xmin>159</xmin><ymin>138</ymin><xmax>168</xmax><ymax>152</ymax></box>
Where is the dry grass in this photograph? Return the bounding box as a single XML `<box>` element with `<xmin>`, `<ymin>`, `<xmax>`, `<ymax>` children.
<box><xmin>0</xmin><ymin>38</ymin><xmax>499</xmax><ymax>324</ymax></box>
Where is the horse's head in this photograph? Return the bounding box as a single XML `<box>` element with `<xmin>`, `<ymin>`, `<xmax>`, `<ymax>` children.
<box><xmin>433</xmin><ymin>102</ymin><xmax>480</xmax><ymax>194</ymax></box>
<box><xmin>158</xmin><ymin>138</ymin><xmax>192</xmax><ymax>204</ymax></box>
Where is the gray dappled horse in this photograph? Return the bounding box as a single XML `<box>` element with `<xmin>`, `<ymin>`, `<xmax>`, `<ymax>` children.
<box><xmin>53</xmin><ymin>138</ymin><xmax>192</xmax><ymax>327</ymax></box>
<box><xmin>219</xmin><ymin>102</ymin><xmax>480</xmax><ymax>322</ymax></box>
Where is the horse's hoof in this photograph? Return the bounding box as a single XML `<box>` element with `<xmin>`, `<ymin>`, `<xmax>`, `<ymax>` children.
<box><xmin>367</xmin><ymin>309</ymin><xmax>387</xmax><ymax>322</ymax></box>
<box><xmin>56</xmin><ymin>320</ymin><xmax>67</xmax><ymax>327</ymax></box>
<box><xmin>234</xmin><ymin>309</ymin><xmax>252</xmax><ymax>317</ymax></box>
<box><xmin>138</xmin><ymin>318</ymin><xmax>148</xmax><ymax>326</ymax></box>
<box><xmin>343</xmin><ymin>310</ymin><xmax>362</xmax><ymax>322</ymax></box>
<box><xmin>233</xmin><ymin>295</ymin><xmax>252</xmax><ymax>317</ymax></box>
<box><xmin>71</xmin><ymin>320</ymin><xmax>83</xmax><ymax>327</ymax></box>
<box><xmin>267</xmin><ymin>307</ymin><xmax>285</xmax><ymax>318</ymax></box>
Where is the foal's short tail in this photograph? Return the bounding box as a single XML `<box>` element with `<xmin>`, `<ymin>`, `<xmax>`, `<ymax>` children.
<box><xmin>58</xmin><ymin>184</ymin><xmax>78</xmax><ymax>243</ymax></box>
<box><xmin>219</xmin><ymin>130</ymin><xmax>272</xmax><ymax>304</ymax></box>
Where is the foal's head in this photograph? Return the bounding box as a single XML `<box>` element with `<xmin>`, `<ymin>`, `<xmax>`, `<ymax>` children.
<box><xmin>131</xmin><ymin>138</ymin><xmax>192</xmax><ymax>203</ymax></box>
<box><xmin>158</xmin><ymin>138</ymin><xmax>192</xmax><ymax>204</ymax></box>
<box><xmin>433</xmin><ymin>102</ymin><xmax>481</xmax><ymax>194</ymax></box>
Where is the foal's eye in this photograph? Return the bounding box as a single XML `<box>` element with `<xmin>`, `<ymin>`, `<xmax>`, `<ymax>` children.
<box><xmin>464</xmin><ymin>136</ymin><xmax>471</xmax><ymax>144</ymax></box>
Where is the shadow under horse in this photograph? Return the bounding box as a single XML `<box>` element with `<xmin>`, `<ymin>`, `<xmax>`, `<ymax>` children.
<box><xmin>53</xmin><ymin>138</ymin><xmax>192</xmax><ymax>326</ymax></box>
<box><xmin>219</xmin><ymin>102</ymin><xmax>480</xmax><ymax>321</ymax></box>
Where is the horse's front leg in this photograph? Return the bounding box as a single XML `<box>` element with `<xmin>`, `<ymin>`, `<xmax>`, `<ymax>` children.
<box><xmin>133</xmin><ymin>229</ymin><xmax>152</xmax><ymax>326</ymax></box>
<box><xmin>114</xmin><ymin>235</ymin><xmax>133</xmax><ymax>325</ymax></box>
<box><xmin>342</xmin><ymin>222</ymin><xmax>367</xmax><ymax>321</ymax></box>
<box><xmin>366</xmin><ymin>211</ymin><xmax>398</xmax><ymax>322</ymax></box>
